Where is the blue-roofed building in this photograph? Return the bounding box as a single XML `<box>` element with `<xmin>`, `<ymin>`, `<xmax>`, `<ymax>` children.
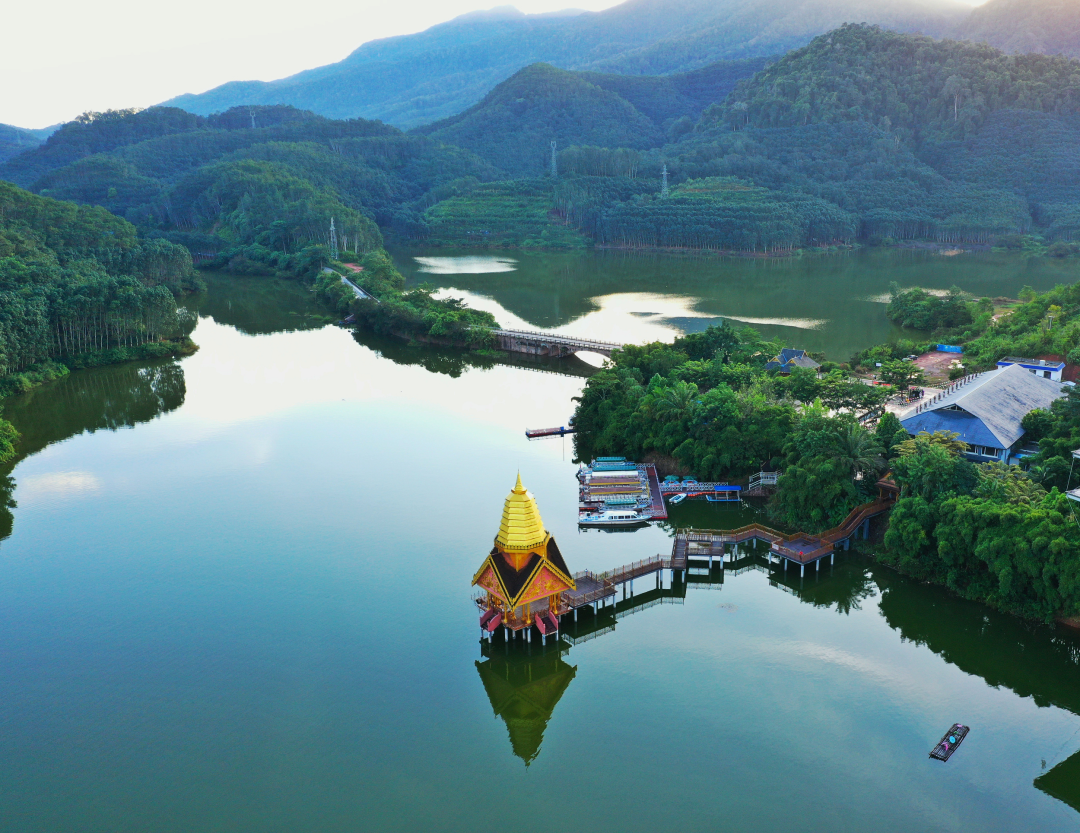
<box><xmin>900</xmin><ymin>363</ymin><xmax>1068</xmax><ymax>463</ymax></box>
<box><xmin>765</xmin><ymin>348</ymin><xmax>820</xmax><ymax>374</ymax></box>
<box><xmin>996</xmin><ymin>356</ymin><xmax>1066</xmax><ymax>382</ymax></box>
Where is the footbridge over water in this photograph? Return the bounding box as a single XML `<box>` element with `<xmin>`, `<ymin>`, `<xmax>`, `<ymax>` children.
<box><xmin>490</xmin><ymin>328</ymin><xmax>623</xmax><ymax>359</ymax></box>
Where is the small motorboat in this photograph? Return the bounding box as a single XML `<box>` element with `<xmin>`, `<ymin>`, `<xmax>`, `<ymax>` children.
<box><xmin>668</xmin><ymin>493</ymin><xmax>687</xmax><ymax>505</ymax></box>
<box><xmin>578</xmin><ymin>509</ymin><xmax>651</xmax><ymax>527</ymax></box>
<box><xmin>929</xmin><ymin>724</ymin><xmax>970</xmax><ymax>762</ymax></box>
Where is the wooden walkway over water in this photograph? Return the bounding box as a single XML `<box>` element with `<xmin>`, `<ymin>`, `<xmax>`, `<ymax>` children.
<box><xmin>483</xmin><ymin>489</ymin><xmax>898</xmax><ymax>643</ymax></box>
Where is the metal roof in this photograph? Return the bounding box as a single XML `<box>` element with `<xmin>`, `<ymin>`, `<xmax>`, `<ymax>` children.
<box><xmin>900</xmin><ymin>410</ymin><xmax>1001</xmax><ymax>449</ymax></box>
<box><xmin>999</xmin><ymin>356</ymin><xmax>1066</xmax><ymax>369</ymax></box>
<box><xmin>902</xmin><ymin>364</ymin><xmax>1067</xmax><ymax>449</ymax></box>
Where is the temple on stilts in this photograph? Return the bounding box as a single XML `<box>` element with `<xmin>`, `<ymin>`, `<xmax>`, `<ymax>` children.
<box><xmin>473</xmin><ymin>474</ymin><xmax>576</xmax><ymax>641</ymax></box>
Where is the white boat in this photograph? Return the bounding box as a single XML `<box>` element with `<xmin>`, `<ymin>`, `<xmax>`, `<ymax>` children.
<box><xmin>578</xmin><ymin>509</ymin><xmax>651</xmax><ymax>527</ymax></box>
<box><xmin>667</xmin><ymin>493</ymin><xmax>687</xmax><ymax>505</ymax></box>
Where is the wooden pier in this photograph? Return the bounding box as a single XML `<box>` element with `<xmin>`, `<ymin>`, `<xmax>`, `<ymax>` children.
<box><xmin>525</xmin><ymin>426</ymin><xmax>575</xmax><ymax>439</ymax></box>
<box><xmin>479</xmin><ymin>481</ymin><xmax>899</xmax><ymax>645</ymax></box>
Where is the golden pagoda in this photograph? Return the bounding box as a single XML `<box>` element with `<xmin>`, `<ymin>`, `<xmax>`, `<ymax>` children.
<box><xmin>472</xmin><ymin>474</ymin><xmax>575</xmax><ymax>634</ymax></box>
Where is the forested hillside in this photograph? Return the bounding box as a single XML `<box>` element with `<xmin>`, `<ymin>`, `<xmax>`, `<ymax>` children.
<box><xmin>708</xmin><ymin>24</ymin><xmax>1080</xmax><ymax>142</ymax></box>
<box><xmin>0</xmin><ymin>124</ymin><xmax>43</xmax><ymax>166</ymax></box>
<box><xmin>0</xmin><ymin>105</ymin><xmax>503</xmax><ymax>262</ymax></box>
<box><xmin>161</xmin><ymin>0</ymin><xmax>970</xmax><ymax>128</ymax></box>
<box><xmin>416</xmin><ymin>60</ymin><xmax>768</xmax><ymax>175</ymax></box>
<box><xmin>962</xmin><ymin>0</ymin><xmax>1080</xmax><ymax>61</ymax></box>
<box><xmin>0</xmin><ymin>182</ymin><xmax>198</xmax><ymax>393</ymax></box>
<box><xmin>418</xmin><ymin>64</ymin><xmax>663</xmax><ymax>175</ymax></box>
<box><xmin>6</xmin><ymin>27</ymin><xmax>1080</xmax><ymax>257</ymax></box>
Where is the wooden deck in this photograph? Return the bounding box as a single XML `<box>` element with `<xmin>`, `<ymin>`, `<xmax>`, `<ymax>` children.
<box><xmin>675</xmin><ymin>497</ymin><xmax>894</xmax><ymax>566</ymax></box>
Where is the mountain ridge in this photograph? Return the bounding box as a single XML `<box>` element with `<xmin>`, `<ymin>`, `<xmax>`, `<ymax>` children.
<box><xmin>162</xmin><ymin>0</ymin><xmax>974</xmax><ymax>128</ymax></box>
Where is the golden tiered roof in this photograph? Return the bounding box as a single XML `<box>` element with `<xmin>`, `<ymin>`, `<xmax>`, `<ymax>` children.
<box><xmin>495</xmin><ymin>473</ymin><xmax>549</xmax><ymax>553</ymax></box>
<box><xmin>473</xmin><ymin>473</ymin><xmax>575</xmax><ymax>609</ymax></box>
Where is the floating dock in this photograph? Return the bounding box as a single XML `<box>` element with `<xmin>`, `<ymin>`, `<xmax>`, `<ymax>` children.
<box><xmin>577</xmin><ymin>458</ymin><xmax>668</xmax><ymax>520</ymax></box>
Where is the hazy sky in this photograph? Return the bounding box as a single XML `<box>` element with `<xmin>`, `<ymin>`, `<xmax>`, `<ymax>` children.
<box><xmin>3</xmin><ymin>0</ymin><xmax>987</xmax><ymax>129</ymax></box>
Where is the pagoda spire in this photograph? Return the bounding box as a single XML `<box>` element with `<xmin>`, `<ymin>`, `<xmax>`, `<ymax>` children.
<box><xmin>472</xmin><ymin>474</ymin><xmax>576</xmax><ymax>631</ymax></box>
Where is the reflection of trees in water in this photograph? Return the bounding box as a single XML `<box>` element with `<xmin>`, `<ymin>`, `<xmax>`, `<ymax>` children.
<box><xmin>873</xmin><ymin>565</ymin><xmax>1080</xmax><ymax>815</ymax></box>
<box><xmin>0</xmin><ymin>359</ymin><xmax>186</xmax><ymax>542</ymax></box>
<box><xmin>352</xmin><ymin>329</ymin><xmax>594</xmax><ymax>380</ymax></box>
<box><xmin>786</xmin><ymin>560</ymin><xmax>879</xmax><ymax>615</ymax></box>
<box><xmin>190</xmin><ymin>272</ymin><xmax>334</xmax><ymax>336</ymax></box>
<box><xmin>475</xmin><ymin>639</ymin><xmax>577</xmax><ymax>766</ymax></box>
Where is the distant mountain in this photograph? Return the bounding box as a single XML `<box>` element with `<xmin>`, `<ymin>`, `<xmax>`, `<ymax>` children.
<box><xmin>416</xmin><ymin>59</ymin><xmax>767</xmax><ymax>174</ymax></box>
<box><xmin>0</xmin><ymin>124</ymin><xmax>44</xmax><ymax>165</ymax></box>
<box><xmin>162</xmin><ymin>0</ymin><xmax>970</xmax><ymax>128</ymax></box>
<box><xmin>961</xmin><ymin>0</ymin><xmax>1080</xmax><ymax>60</ymax></box>
<box><xmin>706</xmin><ymin>24</ymin><xmax>1080</xmax><ymax>144</ymax></box>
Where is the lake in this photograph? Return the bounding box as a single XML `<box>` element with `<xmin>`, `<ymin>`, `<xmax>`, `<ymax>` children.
<box><xmin>0</xmin><ymin>258</ymin><xmax>1079</xmax><ymax>832</ymax></box>
<box><xmin>394</xmin><ymin>246</ymin><xmax>1080</xmax><ymax>360</ymax></box>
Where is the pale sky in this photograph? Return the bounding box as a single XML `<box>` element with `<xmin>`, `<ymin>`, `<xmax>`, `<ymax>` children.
<box><xmin>3</xmin><ymin>0</ymin><xmax>988</xmax><ymax>129</ymax></box>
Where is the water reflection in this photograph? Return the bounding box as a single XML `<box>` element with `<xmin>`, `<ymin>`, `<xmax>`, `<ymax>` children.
<box><xmin>1036</xmin><ymin>754</ymin><xmax>1080</xmax><ymax>814</ymax></box>
<box><xmin>475</xmin><ymin>640</ymin><xmax>577</xmax><ymax>766</ymax></box>
<box><xmin>0</xmin><ymin>360</ymin><xmax>186</xmax><ymax>541</ymax></box>
<box><xmin>874</xmin><ymin>567</ymin><xmax>1080</xmax><ymax>812</ymax></box>
<box><xmin>479</xmin><ymin>549</ymin><xmax>1080</xmax><ymax>815</ymax></box>
<box><xmin>191</xmin><ymin>273</ymin><xmax>335</xmax><ymax>335</ymax></box>
<box><xmin>394</xmin><ymin>247</ymin><xmax>1080</xmax><ymax>359</ymax></box>
<box><xmin>351</xmin><ymin>329</ymin><xmax>596</xmax><ymax>379</ymax></box>
<box><xmin>415</xmin><ymin>256</ymin><xmax>518</xmax><ymax>274</ymax></box>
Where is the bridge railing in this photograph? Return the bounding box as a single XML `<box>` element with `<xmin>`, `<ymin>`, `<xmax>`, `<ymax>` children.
<box><xmin>489</xmin><ymin>328</ymin><xmax>624</xmax><ymax>350</ymax></box>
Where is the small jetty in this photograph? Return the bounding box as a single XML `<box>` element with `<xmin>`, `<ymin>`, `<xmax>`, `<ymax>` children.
<box><xmin>661</xmin><ymin>480</ymin><xmax>742</xmax><ymax>502</ymax></box>
<box><xmin>577</xmin><ymin>458</ymin><xmax>668</xmax><ymax>521</ymax></box>
<box><xmin>525</xmin><ymin>425</ymin><xmax>575</xmax><ymax>440</ymax></box>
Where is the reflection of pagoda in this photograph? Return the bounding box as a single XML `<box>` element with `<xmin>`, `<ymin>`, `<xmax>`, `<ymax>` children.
<box><xmin>475</xmin><ymin>641</ymin><xmax>577</xmax><ymax>765</ymax></box>
<box><xmin>472</xmin><ymin>474</ymin><xmax>576</xmax><ymax>638</ymax></box>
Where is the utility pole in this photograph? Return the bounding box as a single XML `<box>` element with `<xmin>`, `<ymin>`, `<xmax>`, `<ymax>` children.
<box><xmin>661</xmin><ymin>163</ymin><xmax>669</xmax><ymax>198</ymax></box>
<box><xmin>329</xmin><ymin>217</ymin><xmax>339</xmax><ymax>260</ymax></box>
<box><xmin>550</xmin><ymin>140</ymin><xmax>557</xmax><ymax>179</ymax></box>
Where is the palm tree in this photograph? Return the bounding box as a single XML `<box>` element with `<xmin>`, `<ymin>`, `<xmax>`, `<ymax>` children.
<box><xmin>653</xmin><ymin>381</ymin><xmax>698</xmax><ymax>419</ymax></box>
<box><xmin>833</xmin><ymin>424</ymin><xmax>887</xmax><ymax>482</ymax></box>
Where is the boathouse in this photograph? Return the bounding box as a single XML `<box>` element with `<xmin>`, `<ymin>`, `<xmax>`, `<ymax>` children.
<box><xmin>472</xmin><ymin>474</ymin><xmax>576</xmax><ymax>635</ymax></box>
<box><xmin>765</xmin><ymin>348</ymin><xmax>820</xmax><ymax>374</ymax></box>
<box><xmin>900</xmin><ymin>363</ymin><xmax>1067</xmax><ymax>463</ymax></box>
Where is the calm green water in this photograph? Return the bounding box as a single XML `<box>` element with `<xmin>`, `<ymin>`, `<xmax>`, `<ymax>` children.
<box><xmin>394</xmin><ymin>247</ymin><xmax>1080</xmax><ymax>360</ymax></box>
<box><xmin>1</xmin><ymin>270</ymin><xmax>1079</xmax><ymax>832</ymax></box>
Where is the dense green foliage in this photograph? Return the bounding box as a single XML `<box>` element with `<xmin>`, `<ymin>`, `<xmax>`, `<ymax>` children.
<box><xmin>713</xmin><ymin>25</ymin><xmax>1080</xmax><ymax>143</ymax></box>
<box><xmin>0</xmin><ymin>182</ymin><xmax>197</xmax><ymax>389</ymax></box>
<box><xmin>417</xmin><ymin>64</ymin><xmax>664</xmax><ymax>175</ymax></box>
<box><xmin>315</xmin><ymin>251</ymin><xmax>498</xmax><ymax>347</ymax></box>
<box><xmin>0</xmin><ymin>105</ymin><xmax>504</xmax><ymax>262</ymax></box>
<box><xmin>424</xmin><ymin>181</ymin><xmax>588</xmax><ymax>249</ymax></box>
<box><xmin>592</xmin><ymin>176</ymin><xmax>857</xmax><ymax>252</ymax></box>
<box><xmin>887</xmin><ymin>285</ymin><xmax>973</xmax><ymax>331</ymax></box>
<box><xmin>572</xmin><ymin>322</ymin><xmax>887</xmax><ymax>490</ymax></box>
<box><xmin>881</xmin><ymin>435</ymin><xmax>1080</xmax><ymax>621</ymax></box>
<box><xmin>415</xmin><ymin>61</ymin><xmax>770</xmax><ymax>175</ymax></box>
